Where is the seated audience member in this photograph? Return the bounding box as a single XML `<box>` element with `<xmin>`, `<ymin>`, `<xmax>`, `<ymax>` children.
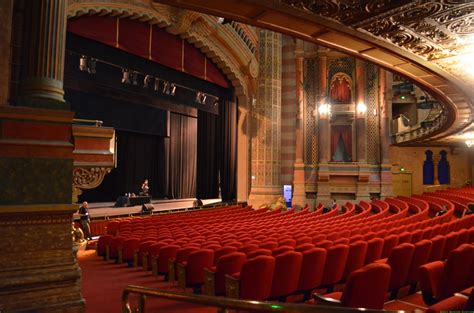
<box><xmin>435</xmin><ymin>205</ymin><xmax>448</xmax><ymax>217</ymax></box>
<box><xmin>463</xmin><ymin>203</ymin><xmax>474</xmax><ymax>217</ymax></box>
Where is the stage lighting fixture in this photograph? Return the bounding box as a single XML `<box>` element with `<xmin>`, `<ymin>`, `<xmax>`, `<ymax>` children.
<box><xmin>154</xmin><ymin>78</ymin><xmax>160</xmax><ymax>91</ymax></box>
<box><xmin>79</xmin><ymin>55</ymin><xmax>88</xmax><ymax>72</ymax></box>
<box><xmin>121</xmin><ymin>69</ymin><xmax>130</xmax><ymax>84</ymax></box>
<box><xmin>201</xmin><ymin>94</ymin><xmax>207</xmax><ymax>103</ymax></box>
<box><xmin>131</xmin><ymin>72</ymin><xmax>138</xmax><ymax>85</ymax></box>
<box><xmin>195</xmin><ymin>91</ymin><xmax>202</xmax><ymax>103</ymax></box>
<box><xmin>87</xmin><ymin>58</ymin><xmax>96</xmax><ymax>74</ymax></box>
<box><xmin>170</xmin><ymin>84</ymin><xmax>176</xmax><ymax>96</ymax></box>
<box><xmin>217</xmin><ymin>17</ymin><xmax>231</xmax><ymax>25</ymax></box>
<box><xmin>143</xmin><ymin>75</ymin><xmax>152</xmax><ymax>88</ymax></box>
<box><xmin>162</xmin><ymin>81</ymin><xmax>171</xmax><ymax>94</ymax></box>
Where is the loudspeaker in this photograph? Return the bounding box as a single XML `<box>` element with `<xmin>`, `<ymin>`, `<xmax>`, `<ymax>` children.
<box><xmin>141</xmin><ymin>203</ymin><xmax>154</xmax><ymax>212</ymax></box>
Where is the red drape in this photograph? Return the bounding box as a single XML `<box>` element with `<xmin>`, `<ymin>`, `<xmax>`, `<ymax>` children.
<box><xmin>330</xmin><ymin>76</ymin><xmax>351</xmax><ymax>103</ymax></box>
<box><xmin>331</xmin><ymin>125</ymin><xmax>352</xmax><ymax>162</ymax></box>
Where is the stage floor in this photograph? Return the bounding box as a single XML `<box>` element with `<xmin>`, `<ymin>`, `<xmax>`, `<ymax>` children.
<box><xmin>73</xmin><ymin>198</ymin><xmax>222</xmax><ymax>220</ymax></box>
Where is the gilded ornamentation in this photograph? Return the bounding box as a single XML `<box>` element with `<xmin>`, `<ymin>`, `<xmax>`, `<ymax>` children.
<box><xmin>73</xmin><ymin>167</ymin><xmax>111</xmax><ymax>189</ymax></box>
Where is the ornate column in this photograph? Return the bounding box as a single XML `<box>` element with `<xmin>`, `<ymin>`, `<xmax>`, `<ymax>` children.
<box><xmin>0</xmin><ymin>0</ymin><xmax>13</xmax><ymax>105</ymax></box>
<box><xmin>317</xmin><ymin>53</ymin><xmax>331</xmax><ymax>202</ymax></box>
<box><xmin>17</xmin><ymin>0</ymin><xmax>68</xmax><ymax>109</ymax></box>
<box><xmin>0</xmin><ymin>1</ymin><xmax>84</xmax><ymax>311</ymax></box>
<box><xmin>237</xmin><ymin>95</ymin><xmax>250</xmax><ymax>202</ymax></box>
<box><xmin>355</xmin><ymin>59</ymin><xmax>370</xmax><ymax>200</ymax></box>
<box><xmin>292</xmin><ymin>45</ymin><xmax>306</xmax><ymax>206</ymax></box>
<box><xmin>380</xmin><ymin>68</ymin><xmax>393</xmax><ymax>197</ymax></box>
<box><xmin>248</xmin><ymin>30</ymin><xmax>282</xmax><ymax>205</ymax></box>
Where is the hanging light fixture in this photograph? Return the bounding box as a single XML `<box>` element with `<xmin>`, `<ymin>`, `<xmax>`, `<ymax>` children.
<box><xmin>87</xmin><ymin>58</ymin><xmax>96</xmax><ymax>74</ymax></box>
<box><xmin>170</xmin><ymin>84</ymin><xmax>177</xmax><ymax>96</ymax></box>
<box><xmin>131</xmin><ymin>72</ymin><xmax>138</xmax><ymax>85</ymax></box>
<box><xmin>162</xmin><ymin>81</ymin><xmax>171</xmax><ymax>94</ymax></box>
<box><xmin>143</xmin><ymin>75</ymin><xmax>152</xmax><ymax>88</ymax></box>
<box><xmin>195</xmin><ymin>91</ymin><xmax>202</xmax><ymax>103</ymax></box>
<box><xmin>154</xmin><ymin>78</ymin><xmax>160</xmax><ymax>91</ymax></box>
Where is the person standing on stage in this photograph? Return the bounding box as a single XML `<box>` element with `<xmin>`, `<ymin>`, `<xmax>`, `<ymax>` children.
<box><xmin>78</xmin><ymin>201</ymin><xmax>92</xmax><ymax>240</ymax></box>
<box><xmin>141</xmin><ymin>179</ymin><xmax>150</xmax><ymax>196</ymax></box>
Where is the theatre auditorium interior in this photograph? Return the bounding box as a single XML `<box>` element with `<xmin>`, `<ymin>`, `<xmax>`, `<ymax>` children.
<box><xmin>2</xmin><ymin>0</ymin><xmax>474</xmax><ymax>312</ymax></box>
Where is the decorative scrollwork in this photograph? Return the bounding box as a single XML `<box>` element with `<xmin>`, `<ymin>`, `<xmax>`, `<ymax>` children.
<box><xmin>73</xmin><ymin>167</ymin><xmax>112</xmax><ymax>189</ymax></box>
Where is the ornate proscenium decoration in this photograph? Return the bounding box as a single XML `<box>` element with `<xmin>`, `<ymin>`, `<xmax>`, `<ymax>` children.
<box><xmin>72</xmin><ymin>123</ymin><xmax>115</xmax><ymax>202</ymax></box>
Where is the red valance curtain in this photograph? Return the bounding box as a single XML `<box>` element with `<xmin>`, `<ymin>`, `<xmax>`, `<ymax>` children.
<box><xmin>331</xmin><ymin>125</ymin><xmax>352</xmax><ymax>162</ymax></box>
<box><xmin>67</xmin><ymin>16</ymin><xmax>230</xmax><ymax>88</ymax></box>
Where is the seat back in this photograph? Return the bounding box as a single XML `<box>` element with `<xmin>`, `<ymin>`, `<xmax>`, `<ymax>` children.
<box><xmin>341</xmin><ymin>263</ymin><xmax>391</xmax><ymax>310</ymax></box>
<box><xmin>296</xmin><ymin>247</ymin><xmax>327</xmax><ymax>291</ymax></box>
<box><xmin>398</xmin><ymin>232</ymin><xmax>412</xmax><ymax>244</ymax></box>
<box><xmin>428</xmin><ymin>235</ymin><xmax>446</xmax><ymax>262</ymax></box>
<box><xmin>270</xmin><ymin>251</ymin><xmax>303</xmax><ymax>298</ymax></box>
<box><xmin>315</xmin><ymin>240</ymin><xmax>333</xmax><ymax>249</ymax></box>
<box><xmin>213</xmin><ymin>246</ymin><xmax>238</xmax><ymax>265</ymax></box>
<box><xmin>185</xmin><ymin>249</ymin><xmax>214</xmax><ymax>285</ymax></box>
<box><xmin>442</xmin><ymin>232</ymin><xmax>459</xmax><ymax>259</ymax></box>
<box><xmin>439</xmin><ymin>243</ymin><xmax>474</xmax><ymax>300</ymax></box>
<box><xmin>382</xmin><ymin>235</ymin><xmax>400</xmax><ymax>258</ymax></box>
<box><xmin>278</xmin><ymin>238</ymin><xmax>296</xmax><ymax>247</ymax></box>
<box><xmin>97</xmin><ymin>235</ymin><xmax>114</xmax><ymax>256</ymax></box>
<box><xmin>247</xmin><ymin>249</ymin><xmax>272</xmax><ymax>259</ymax></box>
<box><xmin>214</xmin><ymin>252</ymin><xmax>247</xmax><ymax>295</ymax></box>
<box><xmin>411</xmin><ymin>229</ymin><xmax>423</xmax><ymax>243</ymax></box>
<box><xmin>364</xmin><ymin>238</ymin><xmax>384</xmax><ymax>264</ymax></box>
<box><xmin>157</xmin><ymin>245</ymin><xmax>180</xmax><ymax>273</ymax></box>
<box><xmin>176</xmin><ymin>246</ymin><xmax>199</xmax><ymax>264</ymax></box>
<box><xmin>259</xmin><ymin>241</ymin><xmax>278</xmax><ymax>250</ymax></box>
<box><xmin>272</xmin><ymin>245</ymin><xmax>294</xmax><ymax>256</ymax></box>
<box><xmin>386</xmin><ymin>243</ymin><xmax>415</xmax><ymax>290</ymax></box>
<box><xmin>342</xmin><ymin>240</ymin><xmax>368</xmax><ymax>281</ymax></box>
<box><xmin>456</xmin><ymin>229</ymin><xmax>469</xmax><ymax>246</ymax></box>
<box><xmin>295</xmin><ymin>243</ymin><xmax>315</xmax><ymax>252</ymax></box>
<box><xmin>407</xmin><ymin>240</ymin><xmax>432</xmax><ymax>284</ymax></box>
<box><xmin>239</xmin><ymin>255</ymin><xmax>276</xmax><ymax>300</ymax></box>
<box><xmin>238</xmin><ymin>244</ymin><xmax>259</xmax><ymax>255</ymax></box>
<box><xmin>321</xmin><ymin>244</ymin><xmax>350</xmax><ymax>286</ymax></box>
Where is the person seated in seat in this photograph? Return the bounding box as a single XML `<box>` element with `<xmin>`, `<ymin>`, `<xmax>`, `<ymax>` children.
<box><xmin>435</xmin><ymin>205</ymin><xmax>448</xmax><ymax>217</ymax></box>
<box><xmin>463</xmin><ymin>203</ymin><xmax>474</xmax><ymax>217</ymax></box>
<box><xmin>323</xmin><ymin>199</ymin><xmax>337</xmax><ymax>213</ymax></box>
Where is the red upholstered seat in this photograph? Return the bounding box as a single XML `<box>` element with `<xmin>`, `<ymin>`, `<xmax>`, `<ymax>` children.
<box><xmin>379</xmin><ymin>243</ymin><xmax>415</xmax><ymax>298</ymax></box>
<box><xmin>422</xmin><ymin>227</ymin><xmax>434</xmax><ymax>240</ymax></box>
<box><xmin>398</xmin><ymin>231</ymin><xmax>412</xmax><ymax>244</ymax></box>
<box><xmin>321</xmin><ymin>244</ymin><xmax>350</xmax><ymax>292</ymax></box>
<box><xmin>456</xmin><ymin>229</ymin><xmax>469</xmax><ymax>246</ymax></box>
<box><xmin>136</xmin><ymin>240</ymin><xmax>157</xmax><ymax>265</ymax></box>
<box><xmin>427</xmin><ymin>288</ymin><xmax>474</xmax><ymax>313</ymax></box>
<box><xmin>278</xmin><ymin>238</ymin><xmax>296</xmax><ymax>248</ymax></box>
<box><xmin>411</xmin><ymin>229</ymin><xmax>423</xmax><ymax>244</ymax></box>
<box><xmin>442</xmin><ymin>232</ymin><xmax>459</xmax><ymax>259</ymax></box>
<box><xmin>333</xmin><ymin>238</ymin><xmax>350</xmax><ymax>245</ymax></box>
<box><xmin>269</xmin><ymin>251</ymin><xmax>303</xmax><ymax>300</ymax></box>
<box><xmin>381</xmin><ymin>234</ymin><xmax>399</xmax><ymax>258</ymax></box>
<box><xmin>296</xmin><ymin>247</ymin><xmax>327</xmax><ymax>300</ymax></box>
<box><xmin>226</xmin><ymin>255</ymin><xmax>276</xmax><ymax>300</ymax></box>
<box><xmin>342</xmin><ymin>240</ymin><xmax>368</xmax><ymax>282</ymax></box>
<box><xmin>364</xmin><ymin>237</ymin><xmax>384</xmax><ymax>264</ymax></box>
<box><xmin>106</xmin><ymin>221</ymin><xmax>120</xmax><ymax>235</ymax></box>
<box><xmin>259</xmin><ymin>241</ymin><xmax>278</xmax><ymax>250</ymax></box>
<box><xmin>295</xmin><ymin>243</ymin><xmax>315</xmax><ymax>252</ymax></box>
<box><xmin>177</xmin><ymin>249</ymin><xmax>214</xmax><ymax>290</ymax></box>
<box><xmin>363</xmin><ymin>231</ymin><xmax>377</xmax><ymax>241</ymax></box>
<box><xmin>311</xmin><ymin>234</ymin><xmax>326</xmax><ymax>244</ymax></box>
<box><xmin>246</xmin><ymin>249</ymin><xmax>272</xmax><ymax>259</ymax></box>
<box><xmin>109</xmin><ymin>236</ymin><xmax>127</xmax><ymax>259</ymax></box>
<box><xmin>238</xmin><ymin>244</ymin><xmax>259</xmax><ymax>255</ymax></box>
<box><xmin>349</xmin><ymin>235</ymin><xmax>364</xmax><ymax>243</ymax></box>
<box><xmin>97</xmin><ymin>235</ymin><xmax>113</xmax><ymax>257</ymax></box>
<box><xmin>468</xmin><ymin>226</ymin><xmax>474</xmax><ymax>243</ymax></box>
<box><xmin>272</xmin><ymin>245</ymin><xmax>294</xmax><ymax>256</ymax></box>
<box><xmin>157</xmin><ymin>244</ymin><xmax>180</xmax><ymax>275</ymax></box>
<box><xmin>407</xmin><ymin>239</ymin><xmax>432</xmax><ymax>293</ymax></box>
<box><xmin>121</xmin><ymin>238</ymin><xmax>141</xmax><ymax>263</ymax></box>
<box><xmin>206</xmin><ymin>252</ymin><xmax>246</xmax><ymax>295</ymax></box>
<box><xmin>419</xmin><ymin>243</ymin><xmax>474</xmax><ymax>305</ymax></box>
<box><xmin>213</xmin><ymin>246</ymin><xmax>238</xmax><ymax>265</ymax></box>
<box><xmin>312</xmin><ymin>263</ymin><xmax>391</xmax><ymax>310</ymax></box>
<box><xmin>314</xmin><ymin>240</ymin><xmax>333</xmax><ymax>250</ymax></box>
<box><xmin>202</xmin><ymin>243</ymin><xmax>221</xmax><ymax>251</ymax></box>
<box><xmin>428</xmin><ymin>235</ymin><xmax>446</xmax><ymax>262</ymax></box>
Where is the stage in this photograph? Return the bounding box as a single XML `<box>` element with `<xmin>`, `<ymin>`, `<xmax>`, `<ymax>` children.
<box><xmin>73</xmin><ymin>198</ymin><xmax>222</xmax><ymax>220</ymax></box>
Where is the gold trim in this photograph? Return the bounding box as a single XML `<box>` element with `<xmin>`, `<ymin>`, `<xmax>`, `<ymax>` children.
<box><xmin>149</xmin><ymin>24</ymin><xmax>153</xmax><ymax>60</ymax></box>
<box><xmin>116</xmin><ymin>17</ymin><xmax>120</xmax><ymax>48</ymax></box>
<box><xmin>181</xmin><ymin>38</ymin><xmax>185</xmax><ymax>71</ymax></box>
<box><xmin>0</xmin><ymin>204</ymin><xmax>78</xmax><ymax>214</ymax></box>
<box><xmin>0</xmin><ymin>106</ymin><xmax>74</xmax><ymax>123</ymax></box>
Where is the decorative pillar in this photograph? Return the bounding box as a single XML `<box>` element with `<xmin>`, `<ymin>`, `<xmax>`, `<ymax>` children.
<box><xmin>380</xmin><ymin>68</ymin><xmax>393</xmax><ymax>197</ymax></box>
<box><xmin>355</xmin><ymin>59</ymin><xmax>370</xmax><ymax>200</ymax></box>
<box><xmin>292</xmin><ymin>46</ymin><xmax>306</xmax><ymax>206</ymax></box>
<box><xmin>237</xmin><ymin>95</ymin><xmax>250</xmax><ymax>202</ymax></box>
<box><xmin>0</xmin><ymin>1</ymin><xmax>84</xmax><ymax>311</ymax></box>
<box><xmin>0</xmin><ymin>0</ymin><xmax>13</xmax><ymax>105</ymax></box>
<box><xmin>248</xmin><ymin>30</ymin><xmax>282</xmax><ymax>205</ymax></box>
<box><xmin>317</xmin><ymin>53</ymin><xmax>331</xmax><ymax>202</ymax></box>
<box><xmin>17</xmin><ymin>0</ymin><xmax>68</xmax><ymax>110</ymax></box>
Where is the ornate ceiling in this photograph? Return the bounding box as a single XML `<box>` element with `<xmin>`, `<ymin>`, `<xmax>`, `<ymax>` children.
<box><xmin>154</xmin><ymin>0</ymin><xmax>474</xmax><ymax>145</ymax></box>
<box><xmin>284</xmin><ymin>0</ymin><xmax>474</xmax><ymax>92</ymax></box>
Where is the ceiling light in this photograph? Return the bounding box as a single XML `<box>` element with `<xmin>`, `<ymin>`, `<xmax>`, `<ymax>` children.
<box><xmin>143</xmin><ymin>75</ymin><xmax>152</xmax><ymax>88</ymax></box>
<box><xmin>79</xmin><ymin>55</ymin><xmax>88</xmax><ymax>72</ymax></box>
<box><xmin>121</xmin><ymin>69</ymin><xmax>130</xmax><ymax>84</ymax></box>
<box><xmin>170</xmin><ymin>84</ymin><xmax>176</xmax><ymax>96</ymax></box>
<box><xmin>87</xmin><ymin>58</ymin><xmax>96</xmax><ymax>74</ymax></box>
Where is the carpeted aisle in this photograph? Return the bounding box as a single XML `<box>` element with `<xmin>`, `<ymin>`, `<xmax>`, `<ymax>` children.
<box><xmin>77</xmin><ymin>250</ymin><xmax>215</xmax><ymax>313</ymax></box>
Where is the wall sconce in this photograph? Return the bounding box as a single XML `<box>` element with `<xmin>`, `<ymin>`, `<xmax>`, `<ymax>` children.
<box><xmin>318</xmin><ymin>103</ymin><xmax>331</xmax><ymax>117</ymax></box>
<box><xmin>466</xmin><ymin>140</ymin><xmax>473</xmax><ymax>147</ymax></box>
<box><xmin>356</xmin><ymin>102</ymin><xmax>367</xmax><ymax>114</ymax></box>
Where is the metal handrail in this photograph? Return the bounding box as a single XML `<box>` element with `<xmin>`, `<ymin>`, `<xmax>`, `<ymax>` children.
<box><xmin>122</xmin><ymin>285</ymin><xmax>408</xmax><ymax>313</ymax></box>
<box><xmin>72</xmin><ymin>118</ymin><xmax>103</xmax><ymax>127</ymax></box>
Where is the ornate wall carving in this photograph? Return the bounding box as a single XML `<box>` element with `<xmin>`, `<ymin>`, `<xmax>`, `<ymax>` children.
<box><xmin>366</xmin><ymin>62</ymin><xmax>380</xmax><ymax>164</ymax></box>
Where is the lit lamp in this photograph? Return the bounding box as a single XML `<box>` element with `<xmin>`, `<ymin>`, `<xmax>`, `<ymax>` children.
<box><xmin>356</xmin><ymin>102</ymin><xmax>367</xmax><ymax>116</ymax></box>
<box><xmin>466</xmin><ymin>140</ymin><xmax>473</xmax><ymax>147</ymax></box>
<box><xmin>318</xmin><ymin>103</ymin><xmax>331</xmax><ymax>117</ymax></box>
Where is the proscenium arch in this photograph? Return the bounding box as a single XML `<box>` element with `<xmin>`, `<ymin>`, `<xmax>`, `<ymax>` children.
<box><xmin>65</xmin><ymin>1</ymin><xmax>256</xmax><ymax>100</ymax></box>
<box><xmin>153</xmin><ymin>0</ymin><xmax>473</xmax><ymax>145</ymax></box>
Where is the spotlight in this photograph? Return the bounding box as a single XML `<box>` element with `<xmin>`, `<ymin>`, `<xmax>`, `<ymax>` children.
<box><xmin>121</xmin><ymin>69</ymin><xmax>130</xmax><ymax>84</ymax></box>
<box><xmin>154</xmin><ymin>78</ymin><xmax>160</xmax><ymax>91</ymax></box>
<box><xmin>195</xmin><ymin>91</ymin><xmax>202</xmax><ymax>103</ymax></box>
<box><xmin>143</xmin><ymin>75</ymin><xmax>152</xmax><ymax>88</ymax></box>
<box><xmin>201</xmin><ymin>94</ymin><xmax>207</xmax><ymax>103</ymax></box>
<box><xmin>217</xmin><ymin>17</ymin><xmax>231</xmax><ymax>25</ymax></box>
<box><xmin>170</xmin><ymin>84</ymin><xmax>176</xmax><ymax>96</ymax></box>
<box><xmin>162</xmin><ymin>81</ymin><xmax>170</xmax><ymax>94</ymax></box>
<box><xmin>79</xmin><ymin>55</ymin><xmax>88</xmax><ymax>72</ymax></box>
<box><xmin>87</xmin><ymin>58</ymin><xmax>96</xmax><ymax>74</ymax></box>
<box><xmin>131</xmin><ymin>72</ymin><xmax>138</xmax><ymax>86</ymax></box>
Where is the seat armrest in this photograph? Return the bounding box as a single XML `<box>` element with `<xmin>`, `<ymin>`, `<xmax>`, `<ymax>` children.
<box><xmin>312</xmin><ymin>293</ymin><xmax>343</xmax><ymax>307</ymax></box>
<box><xmin>375</xmin><ymin>258</ymin><xmax>388</xmax><ymax>263</ymax></box>
<box><xmin>176</xmin><ymin>262</ymin><xmax>186</xmax><ymax>289</ymax></box>
<box><xmin>204</xmin><ymin>268</ymin><xmax>216</xmax><ymax>296</ymax></box>
<box><xmin>225</xmin><ymin>274</ymin><xmax>240</xmax><ymax>299</ymax></box>
<box><xmin>168</xmin><ymin>259</ymin><xmax>176</xmax><ymax>282</ymax></box>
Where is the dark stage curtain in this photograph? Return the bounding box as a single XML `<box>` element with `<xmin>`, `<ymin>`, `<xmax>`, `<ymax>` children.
<box><xmin>197</xmin><ymin>110</ymin><xmax>219</xmax><ymax>199</ymax></box>
<box><xmin>331</xmin><ymin>125</ymin><xmax>352</xmax><ymax>162</ymax></box>
<box><xmin>169</xmin><ymin>113</ymin><xmax>197</xmax><ymax>199</ymax></box>
<box><xmin>79</xmin><ymin>130</ymin><xmax>168</xmax><ymax>202</ymax></box>
<box><xmin>218</xmin><ymin>98</ymin><xmax>237</xmax><ymax>201</ymax></box>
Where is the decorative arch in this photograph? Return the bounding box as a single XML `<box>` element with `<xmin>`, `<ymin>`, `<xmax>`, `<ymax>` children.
<box><xmin>66</xmin><ymin>0</ymin><xmax>257</xmax><ymax>97</ymax></box>
<box><xmin>329</xmin><ymin>72</ymin><xmax>352</xmax><ymax>104</ymax></box>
